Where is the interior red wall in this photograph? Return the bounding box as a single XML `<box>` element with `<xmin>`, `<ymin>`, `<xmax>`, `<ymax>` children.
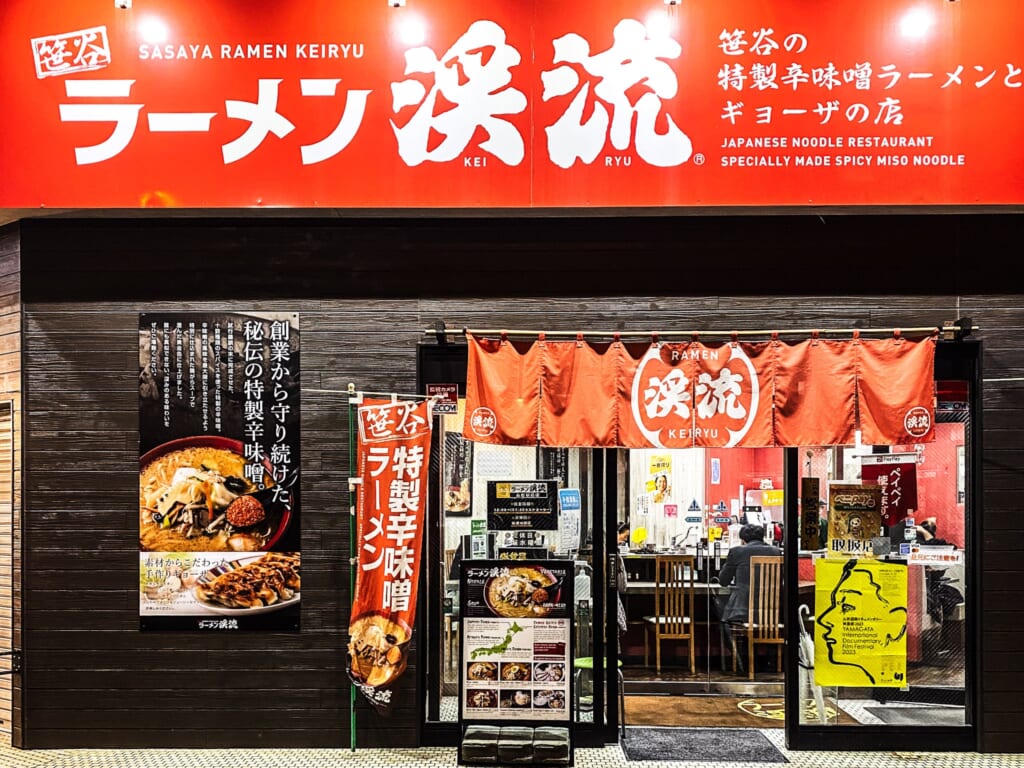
<box><xmin>705</xmin><ymin>447</ymin><xmax>784</xmax><ymax>512</ymax></box>
<box><xmin>710</xmin><ymin>437</ymin><xmax>964</xmax><ymax>548</ymax></box>
<box><xmin>706</xmin><ymin>448</ymin><xmax>751</xmax><ymax>511</ymax></box>
<box><xmin>915</xmin><ymin>423</ymin><xmax>966</xmax><ymax>549</ymax></box>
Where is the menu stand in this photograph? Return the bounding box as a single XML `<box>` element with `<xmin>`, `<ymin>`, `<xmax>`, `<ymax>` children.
<box><xmin>457</xmin><ymin>558</ymin><xmax>575</xmax><ymax>767</ymax></box>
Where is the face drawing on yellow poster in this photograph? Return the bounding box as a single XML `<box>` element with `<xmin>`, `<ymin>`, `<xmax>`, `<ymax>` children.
<box><xmin>814</xmin><ymin>558</ymin><xmax>908</xmax><ymax>687</ymax></box>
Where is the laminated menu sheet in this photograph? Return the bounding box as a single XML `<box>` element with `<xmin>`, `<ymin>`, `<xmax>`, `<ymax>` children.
<box><xmin>458</xmin><ymin>559</ymin><xmax>574</xmax><ymax>765</ymax></box>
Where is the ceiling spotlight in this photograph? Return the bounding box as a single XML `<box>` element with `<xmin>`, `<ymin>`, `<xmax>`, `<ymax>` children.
<box><xmin>664</xmin><ymin>0</ymin><xmax>681</xmax><ymax>5</ymax></box>
<box><xmin>138</xmin><ymin>16</ymin><xmax>170</xmax><ymax>44</ymax></box>
<box><xmin>115</xmin><ymin>0</ymin><xmax>132</xmax><ymax>8</ymax></box>
<box><xmin>389</xmin><ymin>0</ymin><xmax>406</xmax><ymax>6</ymax></box>
<box><xmin>899</xmin><ymin>8</ymin><xmax>935</xmax><ymax>39</ymax></box>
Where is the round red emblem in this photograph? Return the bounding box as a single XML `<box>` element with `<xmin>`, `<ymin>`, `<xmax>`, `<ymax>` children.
<box><xmin>903</xmin><ymin>406</ymin><xmax>932</xmax><ymax>438</ymax></box>
<box><xmin>469</xmin><ymin>406</ymin><xmax>497</xmax><ymax>438</ymax></box>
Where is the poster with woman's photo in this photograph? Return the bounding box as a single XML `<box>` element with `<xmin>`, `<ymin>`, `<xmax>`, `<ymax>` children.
<box><xmin>647</xmin><ymin>454</ymin><xmax>672</xmax><ymax>504</ymax></box>
<box><xmin>138</xmin><ymin>312</ymin><xmax>301</xmax><ymax>631</ymax></box>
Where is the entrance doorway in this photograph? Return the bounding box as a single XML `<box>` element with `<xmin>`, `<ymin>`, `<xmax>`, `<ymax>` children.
<box><xmin>417</xmin><ymin>343</ymin><xmax>785</xmax><ymax>742</ymax></box>
<box><xmin>616</xmin><ymin>447</ymin><xmax>787</xmax><ymax>731</ymax></box>
<box><xmin>417</xmin><ymin>338</ymin><xmax>977</xmax><ymax>750</ymax></box>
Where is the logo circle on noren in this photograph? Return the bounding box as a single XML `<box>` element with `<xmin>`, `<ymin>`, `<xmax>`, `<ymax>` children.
<box><xmin>470</xmin><ymin>407</ymin><xmax>497</xmax><ymax>438</ymax></box>
<box><xmin>903</xmin><ymin>406</ymin><xmax>931</xmax><ymax>438</ymax></box>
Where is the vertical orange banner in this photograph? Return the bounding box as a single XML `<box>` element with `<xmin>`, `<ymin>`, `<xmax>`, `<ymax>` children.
<box><xmin>348</xmin><ymin>398</ymin><xmax>433</xmax><ymax>714</ymax></box>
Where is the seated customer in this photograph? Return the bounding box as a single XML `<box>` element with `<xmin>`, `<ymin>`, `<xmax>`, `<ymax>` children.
<box><xmin>916</xmin><ymin>517</ymin><xmax>953</xmax><ymax>546</ymax></box>
<box><xmin>616</xmin><ymin>521</ymin><xmax>630</xmax><ymax>547</ymax></box>
<box><xmin>915</xmin><ymin>518</ymin><xmax>966</xmax><ymax>626</ymax></box>
<box><xmin>716</xmin><ymin>524</ymin><xmax>782</xmax><ymax>626</ymax></box>
<box><xmin>715</xmin><ymin>524</ymin><xmax>782</xmax><ymax>673</ymax></box>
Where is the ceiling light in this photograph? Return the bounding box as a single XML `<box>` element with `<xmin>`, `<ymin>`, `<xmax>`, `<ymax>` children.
<box><xmin>138</xmin><ymin>16</ymin><xmax>169</xmax><ymax>44</ymax></box>
<box><xmin>899</xmin><ymin>7</ymin><xmax>935</xmax><ymax>39</ymax></box>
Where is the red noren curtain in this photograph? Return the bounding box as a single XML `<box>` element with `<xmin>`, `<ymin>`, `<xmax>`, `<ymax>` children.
<box><xmin>462</xmin><ymin>332</ymin><xmax>937</xmax><ymax>448</ymax></box>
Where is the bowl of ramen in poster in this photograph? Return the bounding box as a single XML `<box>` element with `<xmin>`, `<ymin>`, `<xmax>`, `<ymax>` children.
<box><xmin>484</xmin><ymin>566</ymin><xmax>561</xmax><ymax>619</ymax></box>
<box><xmin>139</xmin><ymin>436</ymin><xmax>292</xmax><ymax>553</ymax></box>
<box><xmin>466</xmin><ymin>661</ymin><xmax>498</xmax><ymax>681</ymax></box>
<box><xmin>347</xmin><ymin>613</ymin><xmax>413</xmax><ymax>689</ymax></box>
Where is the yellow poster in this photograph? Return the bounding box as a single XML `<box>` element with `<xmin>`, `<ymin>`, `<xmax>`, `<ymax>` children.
<box><xmin>814</xmin><ymin>559</ymin><xmax>908</xmax><ymax>687</ymax></box>
<box><xmin>647</xmin><ymin>454</ymin><xmax>672</xmax><ymax>503</ymax></box>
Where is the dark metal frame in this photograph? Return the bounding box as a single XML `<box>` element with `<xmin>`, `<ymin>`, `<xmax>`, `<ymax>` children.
<box><xmin>415</xmin><ymin>345</ymin><xmax>619</xmax><ymax>748</ymax></box>
<box><xmin>574</xmin><ymin>447</ymin><xmax>621</xmax><ymax>747</ymax></box>
<box><xmin>416</xmin><ymin>342</ymin><xmax>466</xmax><ymax>746</ymax></box>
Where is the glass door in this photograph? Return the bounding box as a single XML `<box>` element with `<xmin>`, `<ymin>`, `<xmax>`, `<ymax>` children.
<box><xmin>419</xmin><ymin>342</ymin><xmax>617</xmax><ymax>745</ymax></box>
<box><xmin>703</xmin><ymin>448</ymin><xmax>786</xmax><ymax>698</ymax></box>
<box><xmin>572</xmin><ymin>448</ymin><xmax>620</xmax><ymax>746</ymax></box>
<box><xmin>789</xmin><ymin>429</ymin><xmax>970</xmax><ymax>733</ymax></box>
<box><xmin>785</xmin><ymin>340</ymin><xmax>978</xmax><ymax>751</ymax></box>
<box><xmin>619</xmin><ymin>448</ymin><xmax>786</xmax><ymax>707</ymax></box>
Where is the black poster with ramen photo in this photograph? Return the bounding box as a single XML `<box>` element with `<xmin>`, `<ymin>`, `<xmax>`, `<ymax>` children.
<box><xmin>443</xmin><ymin>431</ymin><xmax>473</xmax><ymax>516</ymax></box>
<box><xmin>138</xmin><ymin>312</ymin><xmax>301</xmax><ymax>631</ymax></box>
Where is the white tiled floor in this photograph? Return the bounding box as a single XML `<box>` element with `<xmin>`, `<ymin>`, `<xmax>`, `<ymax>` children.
<box><xmin>3</xmin><ymin>731</ymin><xmax>1023</xmax><ymax>768</ymax></box>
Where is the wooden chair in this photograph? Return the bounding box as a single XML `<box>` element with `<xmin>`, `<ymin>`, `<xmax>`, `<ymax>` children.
<box><xmin>643</xmin><ymin>555</ymin><xmax>695</xmax><ymax>674</ymax></box>
<box><xmin>730</xmin><ymin>555</ymin><xmax>784</xmax><ymax>680</ymax></box>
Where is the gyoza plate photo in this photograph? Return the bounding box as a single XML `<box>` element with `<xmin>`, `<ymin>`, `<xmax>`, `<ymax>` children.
<box><xmin>194</xmin><ymin>551</ymin><xmax>301</xmax><ymax>614</ymax></box>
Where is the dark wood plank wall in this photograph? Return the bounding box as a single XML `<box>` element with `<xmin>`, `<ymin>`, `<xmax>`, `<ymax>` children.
<box><xmin>10</xmin><ymin>215</ymin><xmax>1024</xmax><ymax>752</ymax></box>
<box><xmin>0</xmin><ymin>225</ymin><xmax>19</xmax><ymax>739</ymax></box>
<box><xmin>970</xmin><ymin>299</ymin><xmax>1024</xmax><ymax>752</ymax></box>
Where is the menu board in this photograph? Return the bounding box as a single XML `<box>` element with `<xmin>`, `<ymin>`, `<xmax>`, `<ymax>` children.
<box><xmin>487</xmin><ymin>480</ymin><xmax>559</xmax><ymax>531</ymax></box>
<box><xmin>460</xmin><ymin>560</ymin><xmax>573</xmax><ymax>723</ymax></box>
<box><xmin>138</xmin><ymin>312</ymin><xmax>300</xmax><ymax>631</ymax></box>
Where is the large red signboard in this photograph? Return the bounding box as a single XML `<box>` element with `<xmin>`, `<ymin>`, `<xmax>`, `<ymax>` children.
<box><xmin>2</xmin><ymin>0</ymin><xmax>1020</xmax><ymax>208</ymax></box>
